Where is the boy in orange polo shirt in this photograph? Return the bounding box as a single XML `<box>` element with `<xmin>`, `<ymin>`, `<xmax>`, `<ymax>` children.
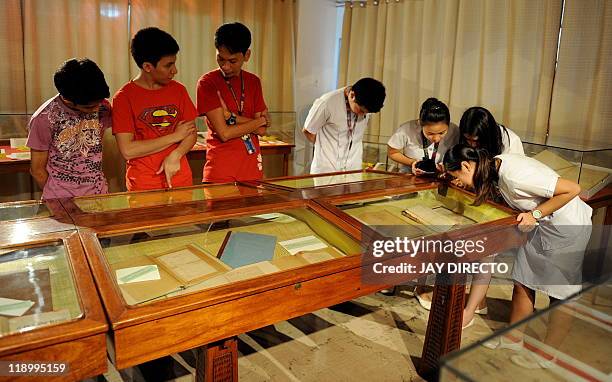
<box><xmin>113</xmin><ymin>27</ymin><xmax>197</xmax><ymax>190</ymax></box>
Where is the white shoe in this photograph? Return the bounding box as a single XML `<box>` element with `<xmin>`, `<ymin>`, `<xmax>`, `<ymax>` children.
<box><xmin>511</xmin><ymin>353</ymin><xmax>556</xmax><ymax>369</ymax></box>
<box><xmin>378</xmin><ymin>288</ymin><xmax>395</xmax><ymax>295</ymax></box>
<box><xmin>475</xmin><ymin>306</ymin><xmax>488</xmax><ymax>315</ymax></box>
<box><xmin>482</xmin><ymin>336</ymin><xmax>523</xmax><ymax>351</ymax></box>
<box><xmin>415</xmin><ymin>292</ymin><xmax>432</xmax><ymax>311</ymax></box>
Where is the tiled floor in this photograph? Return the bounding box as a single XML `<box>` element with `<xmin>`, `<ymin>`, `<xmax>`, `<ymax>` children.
<box><xmin>91</xmin><ymin>282</ymin><xmax>552</xmax><ymax>382</ymax></box>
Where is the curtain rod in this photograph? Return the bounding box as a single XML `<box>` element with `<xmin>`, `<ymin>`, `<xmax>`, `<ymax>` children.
<box><xmin>335</xmin><ymin>0</ymin><xmax>402</xmax><ymax>8</ymax></box>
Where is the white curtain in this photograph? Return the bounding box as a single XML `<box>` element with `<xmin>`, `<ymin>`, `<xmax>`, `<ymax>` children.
<box><xmin>548</xmin><ymin>0</ymin><xmax>612</xmax><ymax>148</ymax></box>
<box><xmin>339</xmin><ymin>0</ymin><xmax>562</xmax><ymax>145</ymax></box>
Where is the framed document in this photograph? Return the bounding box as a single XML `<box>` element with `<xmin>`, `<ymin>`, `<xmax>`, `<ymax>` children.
<box><xmin>149</xmin><ymin>244</ymin><xmax>231</xmax><ymax>286</ymax></box>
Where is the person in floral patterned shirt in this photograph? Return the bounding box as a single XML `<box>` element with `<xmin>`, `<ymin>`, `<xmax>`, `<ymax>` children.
<box><xmin>27</xmin><ymin>58</ymin><xmax>111</xmax><ymax>199</ymax></box>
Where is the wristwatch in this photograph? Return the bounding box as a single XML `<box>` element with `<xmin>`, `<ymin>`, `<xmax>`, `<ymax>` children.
<box><xmin>226</xmin><ymin>112</ymin><xmax>237</xmax><ymax>126</ymax></box>
<box><xmin>531</xmin><ymin>209</ymin><xmax>543</xmax><ymax>220</ymax></box>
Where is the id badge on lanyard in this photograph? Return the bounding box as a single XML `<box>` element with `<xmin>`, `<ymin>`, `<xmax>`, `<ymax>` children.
<box><xmin>223</xmin><ymin>71</ymin><xmax>256</xmax><ymax>155</ymax></box>
<box><xmin>341</xmin><ymin>92</ymin><xmax>358</xmax><ymax>171</ymax></box>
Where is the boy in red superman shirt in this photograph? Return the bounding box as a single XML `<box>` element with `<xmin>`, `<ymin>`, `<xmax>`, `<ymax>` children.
<box><xmin>113</xmin><ymin>27</ymin><xmax>197</xmax><ymax>190</ymax></box>
<box><xmin>196</xmin><ymin>22</ymin><xmax>269</xmax><ymax>183</ymax></box>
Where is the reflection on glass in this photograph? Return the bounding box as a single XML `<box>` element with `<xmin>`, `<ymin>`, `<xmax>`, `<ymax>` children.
<box><xmin>74</xmin><ymin>184</ymin><xmax>270</xmax><ymax>213</ymax></box>
<box><xmin>336</xmin><ymin>188</ymin><xmax>511</xmax><ymax>237</ymax></box>
<box><xmin>440</xmin><ymin>284</ymin><xmax>612</xmax><ymax>381</ymax></box>
<box><xmin>267</xmin><ymin>171</ymin><xmax>394</xmax><ymax>189</ymax></box>
<box><xmin>0</xmin><ymin>243</ymin><xmax>82</xmax><ymax>337</ymax></box>
<box><xmin>99</xmin><ymin>207</ymin><xmax>361</xmax><ymax>305</ymax></box>
<box><xmin>0</xmin><ymin>202</ymin><xmax>52</xmax><ymax>222</ymax></box>
<box><xmin>523</xmin><ymin>142</ymin><xmax>612</xmax><ymax>198</ymax></box>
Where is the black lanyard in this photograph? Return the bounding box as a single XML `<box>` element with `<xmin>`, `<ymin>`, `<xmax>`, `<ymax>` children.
<box><xmin>222</xmin><ymin>71</ymin><xmax>245</xmax><ymax>116</ymax></box>
<box><xmin>421</xmin><ymin>131</ymin><xmax>439</xmax><ymax>161</ymax></box>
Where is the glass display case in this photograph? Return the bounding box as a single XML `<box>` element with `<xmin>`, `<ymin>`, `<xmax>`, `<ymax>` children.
<box><xmin>79</xmin><ymin>197</ymin><xmax>374</xmax><ymax>377</ymax></box>
<box><xmin>255</xmin><ymin>169</ymin><xmax>434</xmax><ymax>200</ymax></box>
<box><xmin>362</xmin><ymin>134</ymin><xmax>397</xmax><ymax>171</ymax></box>
<box><xmin>0</xmin><ymin>230</ymin><xmax>107</xmax><ymax>380</ymax></box>
<box><xmin>440</xmin><ymin>282</ymin><xmax>612</xmax><ymax>382</ymax></box>
<box><xmin>60</xmin><ymin>182</ymin><xmax>287</xmax><ymax>231</ymax></box>
<box><xmin>523</xmin><ymin>141</ymin><xmax>612</xmax><ymax>199</ymax></box>
<box><xmin>92</xmin><ymin>204</ymin><xmax>360</xmax><ymax>306</ymax></box>
<box><xmin>314</xmin><ymin>183</ymin><xmax>525</xmax><ymax>377</ymax></box>
<box><xmin>0</xmin><ymin>199</ymin><xmax>74</xmax><ymax>247</ymax></box>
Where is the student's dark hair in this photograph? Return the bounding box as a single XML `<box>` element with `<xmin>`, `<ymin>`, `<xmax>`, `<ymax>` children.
<box><xmin>459</xmin><ymin>106</ymin><xmax>505</xmax><ymax>156</ymax></box>
<box><xmin>130</xmin><ymin>27</ymin><xmax>179</xmax><ymax>68</ymax></box>
<box><xmin>443</xmin><ymin>144</ymin><xmax>499</xmax><ymax>206</ymax></box>
<box><xmin>53</xmin><ymin>58</ymin><xmax>110</xmax><ymax>105</ymax></box>
<box><xmin>419</xmin><ymin>97</ymin><xmax>450</xmax><ymax>126</ymax></box>
<box><xmin>351</xmin><ymin>78</ymin><xmax>386</xmax><ymax>113</ymax></box>
<box><xmin>215</xmin><ymin>22</ymin><xmax>251</xmax><ymax>54</ymax></box>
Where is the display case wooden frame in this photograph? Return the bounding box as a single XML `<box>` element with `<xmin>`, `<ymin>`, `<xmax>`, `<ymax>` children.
<box><xmin>0</xmin><ymin>199</ymin><xmax>74</xmax><ymax>247</ymax></box>
<box><xmin>0</xmin><ymin>230</ymin><xmax>108</xmax><ymax>381</ymax></box>
<box><xmin>314</xmin><ymin>182</ymin><xmax>526</xmax><ymax>378</ymax></box>
<box><xmin>250</xmin><ymin>169</ymin><xmax>436</xmax><ymax>200</ymax></box>
<box><xmin>78</xmin><ymin>180</ymin><xmax>525</xmax><ymax>380</ymax></box>
<box><xmin>79</xmin><ymin>197</ymin><xmax>386</xmax><ymax>377</ymax></box>
<box><xmin>60</xmin><ymin>182</ymin><xmax>288</xmax><ymax>232</ymax></box>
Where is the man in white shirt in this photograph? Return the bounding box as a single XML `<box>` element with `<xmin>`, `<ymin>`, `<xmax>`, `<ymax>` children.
<box><xmin>303</xmin><ymin>78</ymin><xmax>386</xmax><ymax>174</ymax></box>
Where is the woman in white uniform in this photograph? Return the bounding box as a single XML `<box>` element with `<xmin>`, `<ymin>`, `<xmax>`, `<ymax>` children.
<box><xmin>387</xmin><ymin>98</ymin><xmax>459</xmax><ymax>175</ymax></box>
<box><xmin>458</xmin><ymin>107</ymin><xmax>525</xmax><ymax>328</ymax></box>
<box><xmin>444</xmin><ymin>145</ymin><xmax>592</xmax><ymax>344</ymax></box>
<box><xmin>460</xmin><ymin>106</ymin><xmax>524</xmax><ymax>156</ymax></box>
<box><xmin>387</xmin><ymin>98</ymin><xmax>459</xmax><ymax>306</ymax></box>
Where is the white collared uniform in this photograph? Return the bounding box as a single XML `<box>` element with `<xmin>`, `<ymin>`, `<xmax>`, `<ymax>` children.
<box><xmin>496</xmin><ymin>154</ymin><xmax>592</xmax><ymax>299</ymax></box>
<box><xmin>387</xmin><ymin>119</ymin><xmax>459</xmax><ymax>173</ymax></box>
<box><xmin>499</xmin><ymin>125</ymin><xmax>524</xmax><ymax>155</ymax></box>
<box><xmin>305</xmin><ymin>88</ymin><xmax>370</xmax><ymax>174</ymax></box>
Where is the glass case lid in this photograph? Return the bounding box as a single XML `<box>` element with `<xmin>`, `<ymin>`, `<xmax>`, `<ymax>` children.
<box><xmin>0</xmin><ymin>200</ymin><xmax>52</xmax><ymax>222</ymax></box>
<box><xmin>333</xmin><ymin>186</ymin><xmax>512</xmax><ymax>236</ymax></box>
<box><xmin>97</xmin><ymin>206</ymin><xmax>362</xmax><ymax>306</ymax></box>
<box><xmin>73</xmin><ymin>183</ymin><xmax>276</xmax><ymax>213</ymax></box>
<box><xmin>440</xmin><ymin>283</ymin><xmax>612</xmax><ymax>382</ymax></box>
<box><xmin>523</xmin><ymin>139</ymin><xmax>612</xmax><ymax>153</ymax></box>
<box><xmin>263</xmin><ymin>171</ymin><xmax>397</xmax><ymax>190</ymax></box>
<box><xmin>0</xmin><ymin>242</ymin><xmax>83</xmax><ymax>337</ymax></box>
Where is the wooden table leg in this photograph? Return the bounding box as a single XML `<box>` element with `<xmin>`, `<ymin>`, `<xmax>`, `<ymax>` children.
<box><xmin>195</xmin><ymin>338</ymin><xmax>238</xmax><ymax>382</ymax></box>
<box><xmin>417</xmin><ymin>274</ymin><xmax>466</xmax><ymax>380</ymax></box>
<box><xmin>282</xmin><ymin>153</ymin><xmax>289</xmax><ymax>177</ymax></box>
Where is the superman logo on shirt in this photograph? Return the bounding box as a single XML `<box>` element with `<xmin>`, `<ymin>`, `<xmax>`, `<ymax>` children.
<box><xmin>138</xmin><ymin>105</ymin><xmax>179</xmax><ymax>132</ymax></box>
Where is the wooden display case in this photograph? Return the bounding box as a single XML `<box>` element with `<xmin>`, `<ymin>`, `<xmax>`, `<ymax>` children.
<box><xmin>79</xmin><ymin>197</ymin><xmax>375</xmax><ymax>380</ymax></box>
<box><xmin>75</xmin><ymin>177</ymin><xmax>525</xmax><ymax>380</ymax></box>
<box><xmin>59</xmin><ymin>182</ymin><xmax>287</xmax><ymax>232</ymax></box>
<box><xmin>252</xmin><ymin>169</ymin><xmax>436</xmax><ymax>200</ymax></box>
<box><xmin>314</xmin><ymin>182</ymin><xmax>526</xmax><ymax>378</ymax></box>
<box><xmin>0</xmin><ymin>230</ymin><xmax>108</xmax><ymax>381</ymax></box>
<box><xmin>0</xmin><ymin>199</ymin><xmax>73</xmax><ymax>247</ymax></box>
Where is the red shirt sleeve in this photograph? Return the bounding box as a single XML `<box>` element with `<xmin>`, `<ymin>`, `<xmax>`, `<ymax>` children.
<box><xmin>181</xmin><ymin>87</ymin><xmax>198</xmax><ymax>121</ymax></box>
<box><xmin>196</xmin><ymin>75</ymin><xmax>222</xmax><ymax>116</ymax></box>
<box><xmin>253</xmin><ymin>76</ymin><xmax>267</xmax><ymax>113</ymax></box>
<box><xmin>111</xmin><ymin>90</ymin><xmax>135</xmax><ymax>135</ymax></box>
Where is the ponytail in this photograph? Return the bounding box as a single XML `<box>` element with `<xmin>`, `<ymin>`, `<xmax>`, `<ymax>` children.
<box><xmin>443</xmin><ymin>144</ymin><xmax>499</xmax><ymax>206</ymax></box>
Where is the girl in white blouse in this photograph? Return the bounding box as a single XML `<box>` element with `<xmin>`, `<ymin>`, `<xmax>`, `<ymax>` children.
<box><xmin>387</xmin><ymin>98</ymin><xmax>459</xmax><ymax>175</ymax></box>
<box><xmin>444</xmin><ymin>145</ymin><xmax>592</xmax><ymax>354</ymax></box>
<box><xmin>458</xmin><ymin>107</ymin><xmax>525</xmax><ymax>328</ymax></box>
<box><xmin>459</xmin><ymin>106</ymin><xmax>524</xmax><ymax>156</ymax></box>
